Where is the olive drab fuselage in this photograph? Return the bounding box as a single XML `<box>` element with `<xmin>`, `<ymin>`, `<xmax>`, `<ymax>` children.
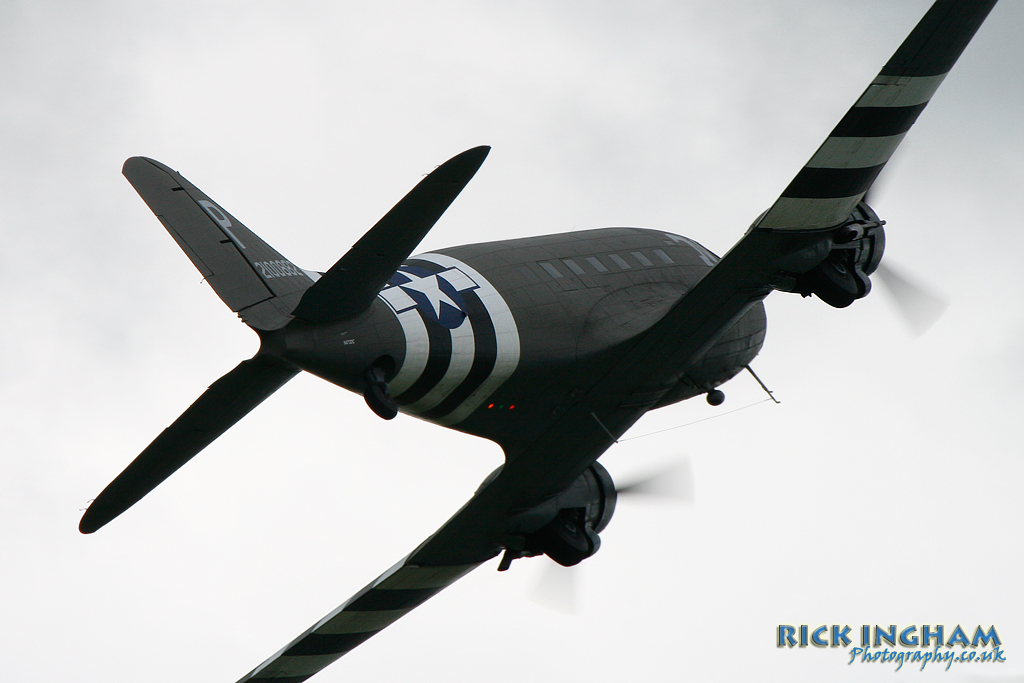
<box><xmin>268</xmin><ymin>227</ymin><xmax>766</xmax><ymax>453</ymax></box>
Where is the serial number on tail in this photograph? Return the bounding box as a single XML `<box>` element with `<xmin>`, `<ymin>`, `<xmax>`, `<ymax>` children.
<box><xmin>256</xmin><ymin>260</ymin><xmax>302</xmax><ymax>279</ymax></box>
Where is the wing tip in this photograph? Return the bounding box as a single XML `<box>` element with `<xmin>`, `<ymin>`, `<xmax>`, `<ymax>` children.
<box><xmin>446</xmin><ymin>145</ymin><xmax>490</xmax><ymax>177</ymax></box>
<box><xmin>79</xmin><ymin>496</ymin><xmax>118</xmax><ymax>534</ymax></box>
<box><xmin>78</xmin><ymin>510</ymin><xmax>102</xmax><ymax>535</ymax></box>
<box><xmin>122</xmin><ymin>156</ymin><xmax>176</xmax><ymax>178</ymax></box>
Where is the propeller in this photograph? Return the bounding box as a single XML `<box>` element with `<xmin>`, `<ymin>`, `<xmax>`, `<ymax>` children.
<box><xmin>615</xmin><ymin>460</ymin><xmax>695</xmax><ymax>502</ymax></box>
<box><xmin>530</xmin><ymin>459</ymin><xmax>695</xmax><ymax>614</ymax></box>
<box><xmin>873</xmin><ymin>261</ymin><xmax>949</xmax><ymax>337</ymax></box>
<box><xmin>863</xmin><ymin>175</ymin><xmax>949</xmax><ymax>337</ymax></box>
<box><xmin>530</xmin><ymin>562</ymin><xmax>579</xmax><ymax>615</ymax></box>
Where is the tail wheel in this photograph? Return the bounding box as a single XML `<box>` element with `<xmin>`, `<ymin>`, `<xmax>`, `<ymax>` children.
<box><xmin>363</xmin><ymin>366</ymin><xmax>398</xmax><ymax>420</ymax></box>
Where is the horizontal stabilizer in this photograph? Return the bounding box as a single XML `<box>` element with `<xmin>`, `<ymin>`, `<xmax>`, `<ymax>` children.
<box><xmin>291</xmin><ymin>146</ymin><xmax>489</xmax><ymax>323</ymax></box>
<box><xmin>123</xmin><ymin>157</ymin><xmax>316</xmax><ymax>330</ymax></box>
<box><xmin>79</xmin><ymin>356</ymin><xmax>299</xmax><ymax>534</ymax></box>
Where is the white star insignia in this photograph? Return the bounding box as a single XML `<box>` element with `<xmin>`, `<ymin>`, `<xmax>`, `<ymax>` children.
<box><xmin>395</xmin><ymin>270</ymin><xmax>461</xmax><ymax>319</ymax></box>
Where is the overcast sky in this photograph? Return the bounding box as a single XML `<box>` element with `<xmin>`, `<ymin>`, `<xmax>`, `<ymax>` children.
<box><xmin>2</xmin><ymin>1</ymin><xmax>1023</xmax><ymax>682</ymax></box>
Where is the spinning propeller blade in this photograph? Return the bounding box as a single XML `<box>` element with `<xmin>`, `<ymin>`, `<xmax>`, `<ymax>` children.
<box><xmin>530</xmin><ymin>563</ymin><xmax>579</xmax><ymax>615</ymax></box>
<box><xmin>874</xmin><ymin>261</ymin><xmax>949</xmax><ymax>336</ymax></box>
<box><xmin>616</xmin><ymin>460</ymin><xmax>696</xmax><ymax>502</ymax></box>
<box><xmin>531</xmin><ymin>459</ymin><xmax>695</xmax><ymax>613</ymax></box>
<box><xmin>864</xmin><ymin>169</ymin><xmax>949</xmax><ymax>337</ymax></box>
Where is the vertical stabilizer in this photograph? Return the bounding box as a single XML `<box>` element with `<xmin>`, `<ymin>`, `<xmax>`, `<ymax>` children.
<box><xmin>123</xmin><ymin>157</ymin><xmax>316</xmax><ymax>330</ymax></box>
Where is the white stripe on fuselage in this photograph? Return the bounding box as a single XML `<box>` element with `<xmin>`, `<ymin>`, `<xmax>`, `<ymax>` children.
<box><xmin>379</xmin><ymin>253</ymin><xmax>521</xmax><ymax>425</ymax></box>
<box><xmin>403</xmin><ymin>314</ymin><xmax>476</xmax><ymax>413</ymax></box>
<box><xmin>418</xmin><ymin>253</ymin><xmax>521</xmax><ymax>426</ymax></box>
<box><xmin>388</xmin><ymin>308</ymin><xmax>430</xmax><ymax>396</ymax></box>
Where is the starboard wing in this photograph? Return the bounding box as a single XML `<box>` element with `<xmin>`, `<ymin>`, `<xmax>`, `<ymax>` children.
<box><xmin>453</xmin><ymin>0</ymin><xmax>1005</xmax><ymax>492</ymax></box>
<box><xmin>755</xmin><ymin>0</ymin><xmax>998</xmax><ymax>231</ymax></box>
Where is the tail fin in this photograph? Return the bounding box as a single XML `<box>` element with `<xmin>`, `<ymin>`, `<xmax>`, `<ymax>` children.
<box><xmin>123</xmin><ymin>157</ymin><xmax>316</xmax><ymax>330</ymax></box>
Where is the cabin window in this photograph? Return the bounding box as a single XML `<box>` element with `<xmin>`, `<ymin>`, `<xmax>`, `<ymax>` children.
<box><xmin>653</xmin><ymin>249</ymin><xmax>674</xmax><ymax>264</ymax></box>
<box><xmin>538</xmin><ymin>261</ymin><xmax>564</xmax><ymax>279</ymax></box>
<box><xmin>562</xmin><ymin>259</ymin><xmax>586</xmax><ymax>276</ymax></box>
<box><xmin>585</xmin><ymin>256</ymin><xmax>609</xmax><ymax>273</ymax></box>
<box><xmin>631</xmin><ymin>251</ymin><xmax>653</xmax><ymax>267</ymax></box>
<box><xmin>608</xmin><ymin>254</ymin><xmax>631</xmax><ymax>270</ymax></box>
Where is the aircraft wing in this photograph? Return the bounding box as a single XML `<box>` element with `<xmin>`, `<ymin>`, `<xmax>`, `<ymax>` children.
<box><xmin>475</xmin><ymin>0</ymin><xmax>1003</xmax><ymax>495</ymax></box>
<box><xmin>233</xmin><ymin>463</ymin><xmax>527</xmax><ymax>682</ymax></box>
<box><xmin>755</xmin><ymin>0</ymin><xmax>997</xmax><ymax>231</ymax></box>
<box><xmin>235</xmin><ymin>555</ymin><xmax>483</xmax><ymax>682</ymax></box>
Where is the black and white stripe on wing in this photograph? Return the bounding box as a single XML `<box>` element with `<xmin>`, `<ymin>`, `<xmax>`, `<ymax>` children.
<box><xmin>756</xmin><ymin>0</ymin><xmax>998</xmax><ymax>231</ymax></box>
<box><xmin>237</xmin><ymin>562</ymin><xmax>481</xmax><ymax>682</ymax></box>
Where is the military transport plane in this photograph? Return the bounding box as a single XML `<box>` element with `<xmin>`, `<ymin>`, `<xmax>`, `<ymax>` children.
<box><xmin>79</xmin><ymin>1</ymin><xmax>997</xmax><ymax>680</ymax></box>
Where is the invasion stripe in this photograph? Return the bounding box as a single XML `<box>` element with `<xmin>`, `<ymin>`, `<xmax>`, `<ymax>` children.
<box><xmin>404</xmin><ymin>312</ymin><xmax>475</xmax><ymax>412</ymax></box>
<box><xmin>781</xmin><ymin>164</ymin><xmax>885</xmax><ymax>200</ymax></box>
<box><xmin>421</xmin><ymin>291</ymin><xmax>498</xmax><ymax>421</ymax></box>
<box><xmin>806</xmin><ymin>134</ymin><xmax>906</xmax><ymax>170</ymax></box>
<box><xmin>416</xmin><ymin>253</ymin><xmax>522</xmax><ymax>426</ymax></box>
<box><xmin>240</xmin><ymin>562</ymin><xmax>479</xmax><ymax>681</ymax></box>
<box><xmin>388</xmin><ymin>307</ymin><xmax>429</xmax><ymax>395</ymax></box>
<box><xmin>755</xmin><ymin>196</ymin><xmax>862</xmax><ymax>231</ymax></box>
<box><xmin>255</xmin><ymin>654</ymin><xmax>347</xmax><ymax>678</ymax></box>
<box><xmin>283</xmin><ymin>631</ymin><xmax>377</xmax><ymax>657</ymax></box>
<box><xmin>856</xmin><ymin>74</ymin><xmax>946</xmax><ymax>108</ymax></box>
<box><xmin>383</xmin><ymin>255</ymin><xmax>520</xmax><ymax>424</ymax></box>
<box><xmin>375</xmin><ymin>562</ymin><xmax>480</xmax><ymax>589</ymax></box>
<box><xmin>394</xmin><ymin>317</ymin><xmax>452</xmax><ymax>404</ymax></box>
<box><xmin>830</xmin><ymin>103</ymin><xmax>927</xmax><ymax>138</ymax></box>
<box><xmin>346</xmin><ymin>586</ymin><xmax>443</xmax><ymax>611</ymax></box>
<box><xmin>754</xmin><ymin>0</ymin><xmax>997</xmax><ymax>233</ymax></box>
<box><xmin>311</xmin><ymin>609</ymin><xmax>410</xmax><ymax>634</ymax></box>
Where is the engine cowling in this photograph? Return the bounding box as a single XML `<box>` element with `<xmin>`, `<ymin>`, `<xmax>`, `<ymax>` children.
<box><xmin>491</xmin><ymin>462</ymin><xmax>617</xmax><ymax>569</ymax></box>
<box><xmin>525</xmin><ymin>463</ymin><xmax>616</xmax><ymax>566</ymax></box>
<box><xmin>775</xmin><ymin>202</ymin><xmax>885</xmax><ymax>308</ymax></box>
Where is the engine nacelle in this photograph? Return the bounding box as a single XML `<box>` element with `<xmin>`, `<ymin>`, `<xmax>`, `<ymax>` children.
<box><xmin>775</xmin><ymin>202</ymin><xmax>885</xmax><ymax>308</ymax></box>
<box><xmin>493</xmin><ymin>462</ymin><xmax>617</xmax><ymax>569</ymax></box>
